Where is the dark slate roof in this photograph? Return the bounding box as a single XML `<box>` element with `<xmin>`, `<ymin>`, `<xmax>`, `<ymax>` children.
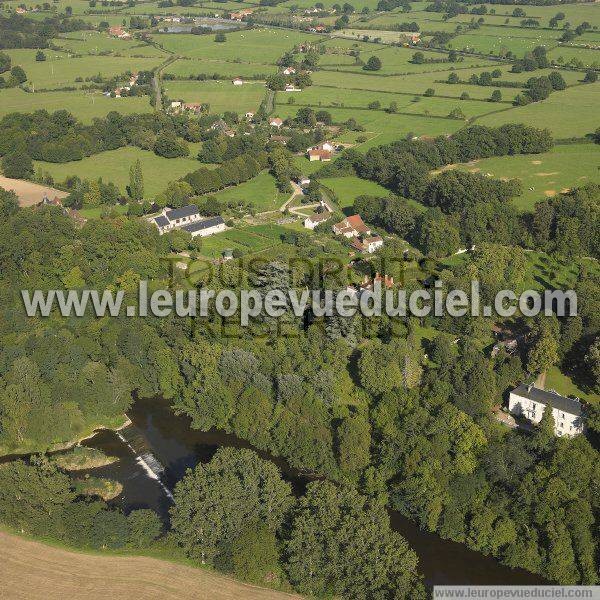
<box><xmin>166</xmin><ymin>204</ymin><xmax>199</xmax><ymax>221</ymax></box>
<box><xmin>154</xmin><ymin>215</ymin><xmax>169</xmax><ymax>227</ymax></box>
<box><xmin>511</xmin><ymin>384</ymin><xmax>582</xmax><ymax>416</ymax></box>
<box><xmin>182</xmin><ymin>216</ymin><xmax>225</xmax><ymax>233</ymax></box>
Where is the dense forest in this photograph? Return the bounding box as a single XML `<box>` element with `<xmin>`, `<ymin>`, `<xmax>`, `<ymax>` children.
<box><xmin>0</xmin><ymin>176</ymin><xmax>598</xmax><ymax>593</ymax></box>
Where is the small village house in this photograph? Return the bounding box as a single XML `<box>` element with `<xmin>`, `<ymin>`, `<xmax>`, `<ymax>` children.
<box><xmin>307</xmin><ymin>149</ymin><xmax>332</xmax><ymax>162</ymax></box>
<box><xmin>351</xmin><ymin>235</ymin><xmax>384</xmax><ymax>254</ymax></box>
<box><xmin>284</xmin><ymin>84</ymin><xmax>301</xmax><ymax>92</ymax></box>
<box><xmin>232</xmin><ymin>77</ymin><xmax>244</xmax><ymax>86</ymax></box>
<box><xmin>304</xmin><ymin>211</ymin><xmax>331</xmax><ymax>230</ymax></box>
<box><xmin>283</xmin><ymin>67</ymin><xmax>296</xmax><ymax>75</ymax></box>
<box><xmin>332</xmin><ymin>214</ymin><xmax>370</xmax><ymax>238</ymax></box>
<box><xmin>508</xmin><ymin>384</ymin><xmax>585</xmax><ymax>437</ymax></box>
<box><xmin>269</xmin><ymin>117</ymin><xmax>283</xmax><ymax>128</ymax></box>
<box><xmin>150</xmin><ymin>205</ymin><xmax>225</xmax><ymax>238</ymax></box>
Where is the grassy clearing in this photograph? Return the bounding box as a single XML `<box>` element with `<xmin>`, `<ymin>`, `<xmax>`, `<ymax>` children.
<box><xmin>545</xmin><ymin>367</ymin><xmax>598</xmax><ymax>405</ymax></box>
<box><xmin>163</xmin><ymin>80</ymin><xmax>267</xmax><ymax>114</ymax></box>
<box><xmin>0</xmin><ymin>88</ymin><xmax>151</xmax><ymax>122</ymax></box>
<box><xmin>319</xmin><ymin>175</ymin><xmax>392</xmax><ymax>208</ymax></box>
<box><xmin>476</xmin><ymin>82</ymin><xmax>600</xmax><ymax>138</ymax></box>
<box><xmin>448</xmin><ymin>29</ymin><xmax>560</xmax><ymax>55</ymax></box>
<box><xmin>450</xmin><ymin>143</ymin><xmax>600</xmax><ymax>211</ymax></box>
<box><xmin>548</xmin><ymin>46</ymin><xmax>600</xmax><ymax>68</ymax></box>
<box><xmin>34</xmin><ymin>147</ymin><xmax>203</xmax><ymax>197</ymax></box>
<box><xmin>209</xmin><ymin>171</ymin><xmax>289</xmax><ymax>212</ymax></box>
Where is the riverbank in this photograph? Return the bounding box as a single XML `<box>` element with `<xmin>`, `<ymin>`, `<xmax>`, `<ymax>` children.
<box><xmin>0</xmin><ymin>415</ymin><xmax>131</xmax><ymax>461</ymax></box>
<box><xmin>0</xmin><ymin>529</ymin><xmax>302</xmax><ymax>600</ymax></box>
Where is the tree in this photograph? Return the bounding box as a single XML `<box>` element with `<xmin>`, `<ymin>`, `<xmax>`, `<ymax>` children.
<box><xmin>127</xmin><ymin>509</ymin><xmax>162</xmax><ymax>547</ymax></box>
<box><xmin>527</xmin><ymin>330</ymin><xmax>559</xmax><ymax>376</ymax></box>
<box><xmin>9</xmin><ymin>66</ymin><xmax>27</xmax><ymax>85</ymax></box>
<box><xmin>171</xmin><ymin>448</ymin><xmax>293</xmax><ymax>565</ymax></box>
<box><xmin>424</xmin><ymin>88</ymin><xmax>435</xmax><ymax>96</ymax></box>
<box><xmin>230</xmin><ymin>523</ymin><xmax>281</xmax><ymax>585</ymax></box>
<box><xmin>490</xmin><ymin>90</ymin><xmax>502</xmax><ymax>102</ymax></box>
<box><xmin>214</xmin><ymin>32</ymin><xmax>226</xmax><ymax>42</ymax></box>
<box><xmin>583</xmin><ymin>70</ymin><xmax>597</xmax><ymax>83</ymax></box>
<box><xmin>548</xmin><ymin>71</ymin><xmax>566</xmax><ymax>90</ymax></box>
<box><xmin>584</xmin><ymin>337</ymin><xmax>600</xmax><ymax>391</ymax></box>
<box><xmin>128</xmin><ymin>159</ymin><xmax>144</xmax><ymax>201</ymax></box>
<box><xmin>363</xmin><ymin>56</ymin><xmax>382</xmax><ymax>71</ymax></box>
<box><xmin>285</xmin><ymin>481</ymin><xmax>423</xmax><ymax>599</ymax></box>
<box><xmin>2</xmin><ymin>151</ymin><xmax>33</xmax><ymax>179</ymax></box>
<box><xmin>35</xmin><ymin>51</ymin><xmax>46</xmax><ymax>62</ymax></box>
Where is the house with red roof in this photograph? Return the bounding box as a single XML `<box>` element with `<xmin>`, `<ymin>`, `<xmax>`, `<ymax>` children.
<box><xmin>332</xmin><ymin>214</ymin><xmax>370</xmax><ymax>238</ymax></box>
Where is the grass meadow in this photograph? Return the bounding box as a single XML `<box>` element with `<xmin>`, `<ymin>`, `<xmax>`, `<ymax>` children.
<box><xmin>0</xmin><ymin>88</ymin><xmax>151</xmax><ymax>122</ymax></box>
<box><xmin>34</xmin><ymin>147</ymin><xmax>204</xmax><ymax>197</ymax></box>
<box><xmin>163</xmin><ymin>80</ymin><xmax>267</xmax><ymax>113</ymax></box>
<box><xmin>476</xmin><ymin>82</ymin><xmax>600</xmax><ymax>138</ymax></box>
<box><xmin>449</xmin><ymin>143</ymin><xmax>600</xmax><ymax>211</ymax></box>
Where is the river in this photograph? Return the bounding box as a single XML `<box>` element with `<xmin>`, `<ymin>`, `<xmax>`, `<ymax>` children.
<box><xmin>78</xmin><ymin>396</ymin><xmax>547</xmax><ymax>587</ymax></box>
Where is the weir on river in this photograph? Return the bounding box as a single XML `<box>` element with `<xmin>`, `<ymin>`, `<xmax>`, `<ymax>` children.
<box><xmin>115</xmin><ymin>429</ymin><xmax>174</xmax><ymax>501</ymax></box>
<box><xmin>82</xmin><ymin>396</ymin><xmax>547</xmax><ymax>587</ymax></box>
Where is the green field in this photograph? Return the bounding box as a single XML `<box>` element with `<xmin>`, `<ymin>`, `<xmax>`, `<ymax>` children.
<box><xmin>5</xmin><ymin>48</ymin><xmax>163</xmax><ymax>89</ymax></box>
<box><xmin>163</xmin><ymin>80</ymin><xmax>267</xmax><ymax>113</ymax></box>
<box><xmin>476</xmin><ymin>82</ymin><xmax>600</xmax><ymax>138</ymax></box>
<box><xmin>51</xmin><ymin>32</ymin><xmax>168</xmax><ymax>57</ymax></box>
<box><xmin>151</xmin><ymin>29</ymin><xmax>314</xmax><ymax>64</ymax></box>
<box><xmin>450</xmin><ymin>143</ymin><xmax>600</xmax><ymax>211</ymax></box>
<box><xmin>0</xmin><ymin>88</ymin><xmax>152</xmax><ymax>122</ymax></box>
<box><xmin>164</xmin><ymin>58</ymin><xmax>275</xmax><ymax>79</ymax></box>
<box><xmin>34</xmin><ymin>147</ymin><xmax>204</xmax><ymax>197</ymax></box>
<box><xmin>209</xmin><ymin>171</ymin><xmax>290</xmax><ymax>212</ymax></box>
<box><xmin>193</xmin><ymin>223</ymin><xmax>292</xmax><ymax>258</ymax></box>
<box><xmin>319</xmin><ymin>176</ymin><xmax>393</xmax><ymax>208</ymax></box>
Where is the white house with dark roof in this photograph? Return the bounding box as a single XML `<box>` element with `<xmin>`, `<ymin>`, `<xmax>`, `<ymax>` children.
<box><xmin>151</xmin><ymin>205</ymin><xmax>202</xmax><ymax>234</ymax></box>
<box><xmin>508</xmin><ymin>384</ymin><xmax>584</xmax><ymax>437</ymax></box>
<box><xmin>182</xmin><ymin>216</ymin><xmax>226</xmax><ymax>238</ymax></box>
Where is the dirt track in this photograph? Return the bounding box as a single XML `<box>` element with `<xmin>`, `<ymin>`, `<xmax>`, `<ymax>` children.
<box><xmin>0</xmin><ymin>531</ymin><xmax>301</xmax><ymax>600</ymax></box>
<box><xmin>0</xmin><ymin>176</ymin><xmax>68</xmax><ymax>207</ymax></box>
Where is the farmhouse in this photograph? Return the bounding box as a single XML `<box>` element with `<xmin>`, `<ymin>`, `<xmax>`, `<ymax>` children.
<box><xmin>269</xmin><ymin>117</ymin><xmax>283</xmax><ymax>128</ymax></box>
<box><xmin>232</xmin><ymin>77</ymin><xmax>244</xmax><ymax>86</ymax></box>
<box><xmin>108</xmin><ymin>26</ymin><xmax>131</xmax><ymax>39</ymax></box>
<box><xmin>182</xmin><ymin>216</ymin><xmax>226</xmax><ymax>238</ymax></box>
<box><xmin>284</xmin><ymin>84</ymin><xmax>301</xmax><ymax>92</ymax></box>
<box><xmin>183</xmin><ymin>103</ymin><xmax>203</xmax><ymax>114</ymax></box>
<box><xmin>308</xmin><ymin>142</ymin><xmax>334</xmax><ymax>153</ymax></box>
<box><xmin>307</xmin><ymin>149</ymin><xmax>332</xmax><ymax>162</ymax></box>
<box><xmin>150</xmin><ymin>205</ymin><xmax>203</xmax><ymax>234</ymax></box>
<box><xmin>508</xmin><ymin>384</ymin><xmax>585</xmax><ymax>437</ymax></box>
<box><xmin>304</xmin><ymin>210</ymin><xmax>331</xmax><ymax>230</ymax></box>
<box><xmin>351</xmin><ymin>235</ymin><xmax>384</xmax><ymax>254</ymax></box>
<box><xmin>245</xmin><ymin>112</ymin><xmax>255</xmax><ymax>120</ymax></box>
<box><xmin>283</xmin><ymin>67</ymin><xmax>296</xmax><ymax>75</ymax></box>
<box><xmin>229</xmin><ymin>8</ymin><xmax>253</xmax><ymax>20</ymax></box>
<box><xmin>332</xmin><ymin>214</ymin><xmax>370</xmax><ymax>238</ymax></box>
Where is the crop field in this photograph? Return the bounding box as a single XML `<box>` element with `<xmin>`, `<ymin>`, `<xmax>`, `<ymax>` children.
<box><xmin>448</xmin><ymin>143</ymin><xmax>600</xmax><ymax>211</ymax></box>
<box><xmin>196</xmin><ymin>223</ymin><xmax>292</xmax><ymax>258</ymax></box>
<box><xmin>209</xmin><ymin>171</ymin><xmax>290</xmax><ymax>212</ymax></box>
<box><xmin>0</xmin><ymin>88</ymin><xmax>151</xmax><ymax>121</ymax></box>
<box><xmin>0</xmin><ymin>530</ymin><xmax>300</xmax><ymax>600</ymax></box>
<box><xmin>164</xmin><ymin>80</ymin><xmax>267</xmax><ymax>113</ymax></box>
<box><xmin>34</xmin><ymin>147</ymin><xmax>205</xmax><ymax>197</ymax></box>
<box><xmin>476</xmin><ymin>82</ymin><xmax>600</xmax><ymax>138</ymax></box>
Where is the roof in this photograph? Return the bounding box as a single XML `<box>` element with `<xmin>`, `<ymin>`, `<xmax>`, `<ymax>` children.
<box><xmin>364</xmin><ymin>235</ymin><xmax>383</xmax><ymax>244</ymax></box>
<box><xmin>511</xmin><ymin>384</ymin><xmax>582</xmax><ymax>417</ymax></box>
<box><xmin>306</xmin><ymin>212</ymin><xmax>329</xmax><ymax>223</ymax></box>
<box><xmin>342</xmin><ymin>214</ymin><xmax>369</xmax><ymax>233</ymax></box>
<box><xmin>308</xmin><ymin>149</ymin><xmax>332</xmax><ymax>159</ymax></box>
<box><xmin>166</xmin><ymin>204</ymin><xmax>199</xmax><ymax>221</ymax></box>
<box><xmin>182</xmin><ymin>216</ymin><xmax>225</xmax><ymax>233</ymax></box>
<box><xmin>154</xmin><ymin>215</ymin><xmax>169</xmax><ymax>227</ymax></box>
<box><xmin>270</xmin><ymin>117</ymin><xmax>283</xmax><ymax>125</ymax></box>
